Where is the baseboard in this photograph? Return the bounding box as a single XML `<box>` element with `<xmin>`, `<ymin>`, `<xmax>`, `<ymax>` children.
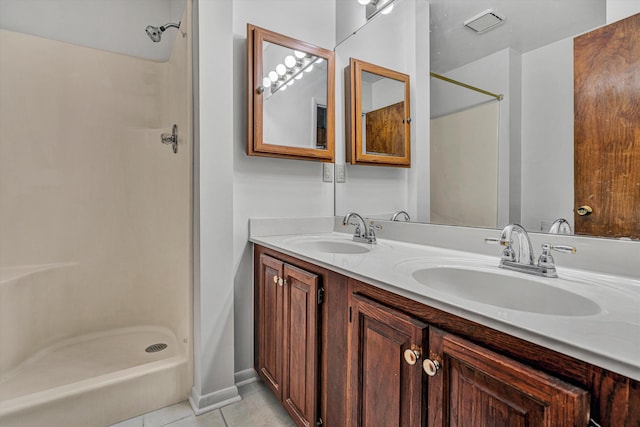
<box><xmin>188</xmin><ymin>385</ymin><xmax>241</xmax><ymax>415</ymax></box>
<box><xmin>234</xmin><ymin>368</ymin><xmax>259</xmax><ymax>387</ymax></box>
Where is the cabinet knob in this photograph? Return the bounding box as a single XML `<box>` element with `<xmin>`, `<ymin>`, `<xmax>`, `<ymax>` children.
<box><xmin>423</xmin><ymin>359</ymin><xmax>440</xmax><ymax>376</ymax></box>
<box><xmin>403</xmin><ymin>349</ymin><xmax>421</xmax><ymax>365</ymax></box>
<box><xmin>273</xmin><ymin>275</ymin><xmax>278</xmax><ymax>284</ymax></box>
<box><xmin>278</xmin><ymin>277</ymin><xmax>284</xmax><ymax>287</ymax></box>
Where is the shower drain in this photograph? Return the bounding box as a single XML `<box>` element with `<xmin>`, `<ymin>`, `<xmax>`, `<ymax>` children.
<box><xmin>145</xmin><ymin>343</ymin><xmax>168</xmax><ymax>353</ymax></box>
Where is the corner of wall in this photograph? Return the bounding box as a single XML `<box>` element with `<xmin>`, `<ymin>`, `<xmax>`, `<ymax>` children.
<box><xmin>508</xmin><ymin>48</ymin><xmax>522</xmax><ymax>225</ymax></box>
<box><xmin>192</xmin><ymin>0</ymin><xmax>237</xmax><ymax>401</ymax></box>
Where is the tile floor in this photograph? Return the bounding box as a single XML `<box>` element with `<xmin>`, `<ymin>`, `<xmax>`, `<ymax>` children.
<box><xmin>111</xmin><ymin>380</ymin><xmax>295</xmax><ymax>427</ymax></box>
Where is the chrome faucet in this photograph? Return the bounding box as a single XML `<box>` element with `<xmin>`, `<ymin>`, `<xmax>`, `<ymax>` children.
<box><xmin>343</xmin><ymin>212</ymin><xmax>377</xmax><ymax>244</ymax></box>
<box><xmin>486</xmin><ymin>224</ymin><xmax>576</xmax><ymax>278</ymax></box>
<box><xmin>390</xmin><ymin>210</ymin><xmax>411</xmax><ymax>221</ymax></box>
<box><xmin>549</xmin><ymin>218</ymin><xmax>572</xmax><ymax>234</ymax></box>
<box><xmin>499</xmin><ymin>224</ymin><xmax>535</xmax><ymax>265</ymax></box>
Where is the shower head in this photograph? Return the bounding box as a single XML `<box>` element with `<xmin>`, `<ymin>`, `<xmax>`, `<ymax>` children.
<box><xmin>145</xmin><ymin>22</ymin><xmax>180</xmax><ymax>43</ymax></box>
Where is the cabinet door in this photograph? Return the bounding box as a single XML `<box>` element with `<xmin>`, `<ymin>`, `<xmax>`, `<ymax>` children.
<box><xmin>348</xmin><ymin>293</ymin><xmax>427</xmax><ymax>427</ymax></box>
<box><xmin>427</xmin><ymin>327</ymin><xmax>590</xmax><ymax>427</ymax></box>
<box><xmin>256</xmin><ymin>254</ymin><xmax>284</xmax><ymax>399</ymax></box>
<box><xmin>282</xmin><ymin>264</ymin><xmax>320</xmax><ymax>427</ymax></box>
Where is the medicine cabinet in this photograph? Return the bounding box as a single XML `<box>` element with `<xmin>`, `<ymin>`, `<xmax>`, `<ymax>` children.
<box><xmin>345</xmin><ymin>58</ymin><xmax>411</xmax><ymax>167</ymax></box>
<box><xmin>247</xmin><ymin>24</ymin><xmax>335</xmax><ymax>162</ymax></box>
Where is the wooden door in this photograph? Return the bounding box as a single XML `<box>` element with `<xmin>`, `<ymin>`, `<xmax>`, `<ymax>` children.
<box><xmin>574</xmin><ymin>13</ymin><xmax>640</xmax><ymax>238</ymax></box>
<box><xmin>365</xmin><ymin>101</ymin><xmax>406</xmax><ymax>156</ymax></box>
<box><xmin>348</xmin><ymin>293</ymin><xmax>427</xmax><ymax>427</ymax></box>
<box><xmin>282</xmin><ymin>264</ymin><xmax>320</xmax><ymax>427</ymax></box>
<box><xmin>427</xmin><ymin>327</ymin><xmax>590</xmax><ymax>427</ymax></box>
<box><xmin>256</xmin><ymin>254</ymin><xmax>284</xmax><ymax>399</ymax></box>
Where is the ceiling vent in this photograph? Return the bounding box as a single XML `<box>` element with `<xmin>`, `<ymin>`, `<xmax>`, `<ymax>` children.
<box><xmin>464</xmin><ymin>9</ymin><xmax>505</xmax><ymax>33</ymax></box>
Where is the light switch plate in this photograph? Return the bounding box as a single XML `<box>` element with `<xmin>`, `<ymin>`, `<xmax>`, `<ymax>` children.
<box><xmin>323</xmin><ymin>163</ymin><xmax>334</xmax><ymax>182</ymax></box>
<box><xmin>336</xmin><ymin>164</ymin><xmax>346</xmax><ymax>183</ymax></box>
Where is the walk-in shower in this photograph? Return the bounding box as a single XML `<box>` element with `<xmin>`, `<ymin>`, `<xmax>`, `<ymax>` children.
<box><xmin>0</xmin><ymin>1</ymin><xmax>192</xmax><ymax>426</ymax></box>
<box><xmin>145</xmin><ymin>22</ymin><xmax>181</xmax><ymax>42</ymax></box>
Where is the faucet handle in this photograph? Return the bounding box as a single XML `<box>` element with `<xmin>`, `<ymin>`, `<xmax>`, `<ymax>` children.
<box><xmin>538</xmin><ymin>243</ymin><xmax>576</xmax><ymax>272</ymax></box>
<box><xmin>369</xmin><ymin>222</ymin><xmax>382</xmax><ymax>231</ymax></box>
<box><xmin>484</xmin><ymin>237</ymin><xmax>512</xmax><ymax>247</ymax></box>
<box><xmin>349</xmin><ymin>223</ymin><xmax>363</xmax><ymax>236</ymax></box>
<box><xmin>542</xmin><ymin>243</ymin><xmax>577</xmax><ymax>254</ymax></box>
<box><xmin>485</xmin><ymin>237</ymin><xmax>516</xmax><ymax>261</ymax></box>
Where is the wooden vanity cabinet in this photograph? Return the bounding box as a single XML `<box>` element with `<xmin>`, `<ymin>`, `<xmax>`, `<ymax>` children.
<box><xmin>255</xmin><ymin>252</ymin><xmax>321</xmax><ymax>427</ymax></box>
<box><xmin>254</xmin><ymin>246</ymin><xmax>640</xmax><ymax>427</ymax></box>
<box><xmin>348</xmin><ymin>293</ymin><xmax>427</xmax><ymax>427</ymax></box>
<box><xmin>428</xmin><ymin>326</ymin><xmax>590</xmax><ymax>426</ymax></box>
<box><xmin>346</xmin><ymin>288</ymin><xmax>590</xmax><ymax>427</ymax></box>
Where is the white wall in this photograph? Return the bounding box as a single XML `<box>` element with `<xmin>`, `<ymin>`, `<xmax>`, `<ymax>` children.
<box><xmin>370</xmin><ymin>77</ymin><xmax>405</xmax><ymax>110</ymax></box>
<box><xmin>191</xmin><ymin>0</ymin><xmax>239</xmax><ymax>413</ymax></box>
<box><xmin>0</xmin><ymin>0</ymin><xmax>186</xmax><ymax>61</ymax></box>
<box><xmin>335</xmin><ymin>0</ymin><xmax>366</xmax><ymax>46</ymax></box>
<box><xmin>231</xmin><ymin>0</ymin><xmax>336</xmax><ymax>379</ymax></box>
<box><xmin>607</xmin><ymin>0</ymin><xmax>640</xmax><ymax>23</ymax></box>
<box><xmin>521</xmin><ymin>37</ymin><xmax>575</xmax><ymax>232</ymax></box>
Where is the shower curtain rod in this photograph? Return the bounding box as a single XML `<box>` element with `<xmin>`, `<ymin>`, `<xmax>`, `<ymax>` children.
<box><xmin>430</xmin><ymin>72</ymin><xmax>504</xmax><ymax>101</ymax></box>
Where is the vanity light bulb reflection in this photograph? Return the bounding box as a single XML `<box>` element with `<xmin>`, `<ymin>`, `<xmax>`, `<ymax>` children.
<box><xmin>381</xmin><ymin>3</ymin><xmax>394</xmax><ymax>14</ymax></box>
<box><xmin>315</xmin><ymin>58</ymin><xmax>323</xmax><ymax>64</ymax></box>
<box><xmin>287</xmin><ymin>80</ymin><xmax>294</xmax><ymax>86</ymax></box>
<box><xmin>294</xmin><ymin>50</ymin><xmax>306</xmax><ymax>59</ymax></box>
<box><xmin>284</xmin><ymin>55</ymin><xmax>296</xmax><ymax>68</ymax></box>
<box><xmin>295</xmin><ymin>73</ymin><xmax>304</xmax><ymax>80</ymax></box>
<box><xmin>276</xmin><ymin>64</ymin><xmax>286</xmax><ymax>76</ymax></box>
<box><xmin>268</xmin><ymin>71</ymin><xmax>278</xmax><ymax>82</ymax></box>
<box><xmin>262</xmin><ymin>77</ymin><xmax>272</xmax><ymax>88</ymax></box>
<box><xmin>357</xmin><ymin>0</ymin><xmax>371</xmax><ymax>4</ymax></box>
<box><xmin>305</xmin><ymin>64</ymin><xmax>314</xmax><ymax>72</ymax></box>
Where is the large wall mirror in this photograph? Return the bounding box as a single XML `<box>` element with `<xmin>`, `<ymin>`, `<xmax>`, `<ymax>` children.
<box><xmin>247</xmin><ymin>24</ymin><xmax>335</xmax><ymax>162</ymax></box>
<box><xmin>334</xmin><ymin>0</ymin><xmax>640</xmax><ymax>240</ymax></box>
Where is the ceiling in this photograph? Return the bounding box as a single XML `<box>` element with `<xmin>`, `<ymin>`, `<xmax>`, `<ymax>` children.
<box><xmin>429</xmin><ymin>0</ymin><xmax>606</xmax><ymax>73</ymax></box>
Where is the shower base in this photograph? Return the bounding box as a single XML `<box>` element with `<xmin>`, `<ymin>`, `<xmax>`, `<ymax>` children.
<box><xmin>0</xmin><ymin>326</ymin><xmax>190</xmax><ymax>427</ymax></box>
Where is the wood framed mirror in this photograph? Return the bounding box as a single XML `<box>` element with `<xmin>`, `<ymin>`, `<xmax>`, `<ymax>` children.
<box><xmin>345</xmin><ymin>58</ymin><xmax>411</xmax><ymax>167</ymax></box>
<box><xmin>247</xmin><ymin>24</ymin><xmax>335</xmax><ymax>162</ymax></box>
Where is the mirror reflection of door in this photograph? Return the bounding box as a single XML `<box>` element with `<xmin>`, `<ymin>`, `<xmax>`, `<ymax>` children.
<box><xmin>315</xmin><ymin>103</ymin><xmax>327</xmax><ymax>149</ymax></box>
<box><xmin>574</xmin><ymin>13</ymin><xmax>640</xmax><ymax>239</ymax></box>
<box><xmin>360</xmin><ymin>71</ymin><xmax>406</xmax><ymax>157</ymax></box>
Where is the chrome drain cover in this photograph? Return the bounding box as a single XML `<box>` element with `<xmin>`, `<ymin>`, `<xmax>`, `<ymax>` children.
<box><xmin>145</xmin><ymin>343</ymin><xmax>168</xmax><ymax>353</ymax></box>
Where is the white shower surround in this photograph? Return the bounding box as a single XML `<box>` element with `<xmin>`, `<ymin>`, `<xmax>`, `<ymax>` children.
<box><xmin>0</xmin><ymin>2</ymin><xmax>193</xmax><ymax>423</ymax></box>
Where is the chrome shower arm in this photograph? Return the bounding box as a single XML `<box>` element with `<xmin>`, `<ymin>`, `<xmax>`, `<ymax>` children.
<box><xmin>160</xmin><ymin>22</ymin><xmax>180</xmax><ymax>31</ymax></box>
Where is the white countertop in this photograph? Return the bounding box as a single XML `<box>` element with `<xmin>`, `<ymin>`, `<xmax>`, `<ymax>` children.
<box><xmin>250</xmin><ymin>227</ymin><xmax>640</xmax><ymax>381</ymax></box>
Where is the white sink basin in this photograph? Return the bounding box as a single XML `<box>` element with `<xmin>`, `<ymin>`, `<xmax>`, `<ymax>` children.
<box><xmin>284</xmin><ymin>235</ymin><xmax>374</xmax><ymax>254</ymax></box>
<box><xmin>296</xmin><ymin>240</ymin><xmax>371</xmax><ymax>254</ymax></box>
<box><xmin>411</xmin><ymin>267</ymin><xmax>601</xmax><ymax>316</ymax></box>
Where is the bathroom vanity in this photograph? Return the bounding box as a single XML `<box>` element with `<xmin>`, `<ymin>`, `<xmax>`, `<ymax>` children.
<box><xmin>251</xmin><ymin>219</ymin><xmax>640</xmax><ymax>427</ymax></box>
